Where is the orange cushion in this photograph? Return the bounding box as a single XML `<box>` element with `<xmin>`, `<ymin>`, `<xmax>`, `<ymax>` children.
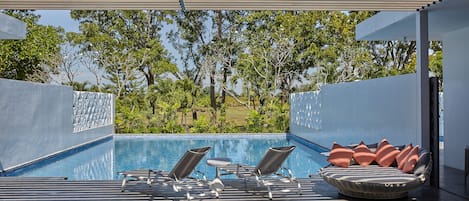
<box><xmin>353</xmin><ymin>142</ymin><xmax>376</xmax><ymax>167</ymax></box>
<box><xmin>328</xmin><ymin>143</ymin><xmax>354</xmax><ymax>168</ymax></box>
<box><xmin>375</xmin><ymin>139</ymin><xmax>400</xmax><ymax>167</ymax></box>
<box><xmin>396</xmin><ymin>144</ymin><xmax>413</xmax><ymax>170</ymax></box>
<box><xmin>402</xmin><ymin>146</ymin><xmax>420</xmax><ymax>173</ymax></box>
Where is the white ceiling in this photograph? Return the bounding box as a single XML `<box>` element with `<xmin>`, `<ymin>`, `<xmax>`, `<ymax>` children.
<box><xmin>356</xmin><ymin>0</ymin><xmax>469</xmax><ymax>41</ymax></box>
<box><xmin>0</xmin><ymin>0</ymin><xmax>438</xmax><ymax>11</ymax></box>
<box><xmin>0</xmin><ymin>13</ymin><xmax>26</xmax><ymax>39</ymax></box>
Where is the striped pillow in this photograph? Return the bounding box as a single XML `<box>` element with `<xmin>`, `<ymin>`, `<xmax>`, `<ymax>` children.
<box><xmin>402</xmin><ymin>146</ymin><xmax>420</xmax><ymax>173</ymax></box>
<box><xmin>396</xmin><ymin>144</ymin><xmax>413</xmax><ymax>170</ymax></box>
<box><xmin>328</xmin><ymin>143</ymin><xmax>354</xmax><ymax>168</ymax></box>
<box><xmin>353</xmin><ymin>141</ymin><xmax>376</xmax><ymax>167</ymax></box>
<box><xmin>375</xmin><ymin>139</ymin><xmax>400</xmax><ymax>167</ymax></box>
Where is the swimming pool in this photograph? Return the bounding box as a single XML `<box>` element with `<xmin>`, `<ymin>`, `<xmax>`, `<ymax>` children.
<box><xmin>9</xmin><ymin>134</ymin><xmax>329</xmax><ymax>180</ymax></box>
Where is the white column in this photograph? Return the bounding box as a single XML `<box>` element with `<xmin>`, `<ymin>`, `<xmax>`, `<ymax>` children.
<box><xmin>416</xmin><ymin>10</ymin><xmax>430</xmax><ymax>150</ymax></box>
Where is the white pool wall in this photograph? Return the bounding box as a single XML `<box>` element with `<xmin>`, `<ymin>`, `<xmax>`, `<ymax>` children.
<box><xmin>0</xmin><ymin>79</ymin><xmax>114</xmax><ymax>171</ymax></box>
<box><xmin>290</xmin><ymin>74</ymin><xmax>419</xmax><ymax>149</ymax></box>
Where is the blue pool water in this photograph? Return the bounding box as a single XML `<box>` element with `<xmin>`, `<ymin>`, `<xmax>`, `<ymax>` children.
<box><xmin>10</xmin><ymin>134</ymin><xmax>328</xmax><ymax>180</ymax></box>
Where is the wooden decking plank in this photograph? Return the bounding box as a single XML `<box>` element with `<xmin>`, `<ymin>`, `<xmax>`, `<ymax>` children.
<box><xmin>0</xmin><ymin>176</ymin><xmax>460</xmax><ymax>201</ymax></box>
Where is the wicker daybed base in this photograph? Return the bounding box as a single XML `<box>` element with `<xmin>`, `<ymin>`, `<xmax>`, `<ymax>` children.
<box><xmin>319</xmin><ymin>165</ymin><xmax>426</xmax><ymax>200</ymax></box>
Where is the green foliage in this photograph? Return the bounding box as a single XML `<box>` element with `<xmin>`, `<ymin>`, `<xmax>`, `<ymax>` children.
<box><xmin>190</xmin><ymin>115</ymin><xmax>217</xmax><ymax>133</ymax></box>
<box><xmin>245</xmin><ymin>110</ymin><xmax>265</xmax><ymax>133</ymax></box>
<box><xmin>0</xmin><ymin>10</ymin><xmax>63</xmax><ymax>82</ymax></box>
<box><xmin>2</xmin><ymin>10</ymin><xmax>444</xmax><ymax>134</ymax></box>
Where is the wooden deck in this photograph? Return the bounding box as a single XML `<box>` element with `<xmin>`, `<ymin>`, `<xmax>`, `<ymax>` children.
<box><xmin>0</xmin><ymin>176</ymin><xmax>467</xmax><ymax>201</ymax></box>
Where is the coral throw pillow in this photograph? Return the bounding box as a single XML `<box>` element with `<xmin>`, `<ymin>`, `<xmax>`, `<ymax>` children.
<box><xmin>396</xmin><ymin>144</ymin><xmax>413</xmax><ymax>170</ymax></box>
<box><xmin>328</xmin><ymin>143</ymin><xmax>354</xmax><ymax>168</ymax></box>
<box><xmin>375</xmin><ymin>139</ymin><xmax>400</xmax><ymax>167</ymax></box>
<box><xmin>402</xmin><ymin>146</ymin><xmax>420</xmax><ymax>173</ymax></box>
<box><xmin>353</xmin><ymin>141</ymin><xmax>376</xmax><ymax>167</ymax></box>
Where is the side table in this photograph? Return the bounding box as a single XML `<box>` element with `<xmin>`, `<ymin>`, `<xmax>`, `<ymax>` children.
<box><xmin>206</xmin><ymin>157</ymin><xmax>232</xmax><ymax>178</ymax></box>
<box><xmin>206</xmin><ymin>158</ymin><xmax>232</xmax><ymax>196</ymax></box>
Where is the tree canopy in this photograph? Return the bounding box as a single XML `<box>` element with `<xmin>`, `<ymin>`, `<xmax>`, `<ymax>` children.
<box><xmin>0</xmin><ymin>10</ymin><xmax>443</xmax><ymax>133</ymax></box>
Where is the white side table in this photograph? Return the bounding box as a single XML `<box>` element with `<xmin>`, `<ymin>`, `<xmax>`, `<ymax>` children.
<box><xmin>206</xmin><ymin>158</ymin><xmax>232</xmax><ymax>196</ymax></box>
<box><xmin>206</xmin><ymin>157</ymin><xmax>232</xmax><ymax>178</ymax></box>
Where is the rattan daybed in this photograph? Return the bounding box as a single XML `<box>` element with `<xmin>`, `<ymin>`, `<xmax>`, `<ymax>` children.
<box><xmin>318</xmin><ymin>148</ymin><xmax>432</xmax><ymax>200</ymax></box>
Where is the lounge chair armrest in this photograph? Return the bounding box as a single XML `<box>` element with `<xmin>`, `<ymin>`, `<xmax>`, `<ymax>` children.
<box><xmin>278</xmin><ymin>167</ymin><xmax>295</xmax><ymax>179</ymax></box>
<box><xmin>191</xmin><ymin>169</ymin><xmax>207</xmax><ymax>181</ymax></box>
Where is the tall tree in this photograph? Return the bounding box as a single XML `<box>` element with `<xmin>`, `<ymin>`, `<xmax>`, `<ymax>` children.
<box><xmin>169</xmin><ymin>11</ymin><xmax>210</xmax><ymax>121</ymax></box>
<box><xmin>69</xmin><ymin>10</ymin><xmax>177</xmax><ymax>104</ymax></box>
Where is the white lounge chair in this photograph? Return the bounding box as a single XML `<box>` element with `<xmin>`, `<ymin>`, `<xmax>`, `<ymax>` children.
<box><xmin>214</xmin><ymin>146</ymin><xmax>301</xmax><ymax>200</ymax></box>
<box><xmin>119</xmin><ymin>146</ymin><xmax>211</xmax><ymax>200</ymax></box>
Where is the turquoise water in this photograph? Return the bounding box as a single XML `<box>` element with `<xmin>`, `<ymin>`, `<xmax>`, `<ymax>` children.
<box><xmin>11</xmin><ymin>134</ymin><xmax>328</xmax><ymax>180</ymax></box>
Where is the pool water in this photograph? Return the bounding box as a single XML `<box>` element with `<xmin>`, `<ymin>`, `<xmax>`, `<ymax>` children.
<box><xmin>12</xmin><ymin>134</ymin><xmax>328</xmax><ymax>180</ymax></box>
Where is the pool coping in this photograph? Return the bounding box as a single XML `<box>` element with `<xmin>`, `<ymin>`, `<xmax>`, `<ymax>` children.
<box><xmin>114</xmin><ymin>133</ymin><xmax>287</xmax><ymax>139</ymax></box>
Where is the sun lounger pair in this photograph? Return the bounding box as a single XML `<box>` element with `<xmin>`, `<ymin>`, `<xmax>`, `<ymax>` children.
<box><xmin>119</xmin><ymin>145</ymin><xmax>300</xmax><ymax>200</ymax></box>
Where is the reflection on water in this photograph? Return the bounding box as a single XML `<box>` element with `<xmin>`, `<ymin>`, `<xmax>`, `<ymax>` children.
<box><xmin>15</xmin><ymin>135</ymin><xmax>328</xmax><ymax>180</ymax></box>
<box><xmin>114</xmin><ymin>135</ymin><xmax>328</xmax><ymax>179</ymax></box>
<box><xmin>19</xmin><ymin>139</ymin><xmax>114</xmax><ymax>180</ymax></box>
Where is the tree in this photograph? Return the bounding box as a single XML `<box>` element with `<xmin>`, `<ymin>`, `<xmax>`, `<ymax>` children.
<box><xmin>69</xmin><ymin>10</ymin><xmax>178</xmax><ymax>101</ymax></box>
<box><xmin>0</xmin><ymin>10</ymin><xmax>63</xmax><ymax>82</ymax></box>
<box><xmin>55</xmin><ymin>43</ymin><xmax>81</xmax><ymax>85</ymax></box>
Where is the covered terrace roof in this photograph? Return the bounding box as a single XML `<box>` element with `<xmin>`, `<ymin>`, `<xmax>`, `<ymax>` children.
<box><xmin>0</xmin><ymin>13</ymin><xmax>26</xmax><ymax>39</ymax></box>
<box><xmin>0</xmin><ymin>0</ymin><xmax>438</xmax><ymax>11</ymax></box>
<box><xmin>356</xmin><ymin>0</ymin><xmax>469</xmax><ymax>40</ymax></box>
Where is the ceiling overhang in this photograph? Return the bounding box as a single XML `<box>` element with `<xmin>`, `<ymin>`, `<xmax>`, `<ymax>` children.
<box><xmin>356</xmin><ymin>0</ymin><xmax>469</xmax><ymax>41</ymax></box>
<box><xmin>0</xmin><ymin>0</ymin><xmax>438</xmax><ymax>11</ymax></box>
<box><xmin>0</xmin><ymin>13</ymin><xmax>26</xmax><ymax>39</ymax></box>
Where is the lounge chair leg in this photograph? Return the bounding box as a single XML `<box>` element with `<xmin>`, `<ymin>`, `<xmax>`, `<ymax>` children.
<box><xmin>244</xmin><ymin>178</ymin><xmax>248</xmax><ymax>192</ymax></box>
<box><xmin>186</xmin><ymin>191</ymin><xmax>193</xmax><ymax>200</ymax></box>
<box><xmin>297</xmin><ymin>181</ymin><xmax>302</xmax><ymax>195</ymax></box>
<box><xmin>121</xmin><ymin>177</ymin><xmax>127</xmax><ymax>192</ymax></box>
<box><xmin>267</xmin><ymin>185</ymin><xmax>273</xmax><ymax>200</ymax></box>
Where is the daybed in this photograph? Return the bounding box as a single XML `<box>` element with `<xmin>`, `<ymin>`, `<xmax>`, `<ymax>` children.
<box><xmin>318</xmin><ymin>142</ymin><xmax>432</xmax><ymax>200</ymax></box>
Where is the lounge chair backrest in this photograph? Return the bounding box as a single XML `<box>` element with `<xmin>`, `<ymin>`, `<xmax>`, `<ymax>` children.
<box><xmin>168</xmin><ymin>146</ymin><xmax>211</xmax><ymax>180</ymax></box>
<box><xmin>253</xmin><ymin>146</ymin><xmax>295</xmax><ymax>176</ymax></box>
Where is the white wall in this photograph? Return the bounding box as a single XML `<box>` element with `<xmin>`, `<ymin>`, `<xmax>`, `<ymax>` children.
<box><xmin>443</xmin><ymin>26</ymin><xmax>469</xmax><ymax>170</ymax></box>
<box><xmin>290</xmin><ymin>74</ymin><xmax>418</xmax><ymax>149</ymax></box>
<box><xmin>0</xmin><ymin>79</ymin><xmax>113</xmax><ymax>171</ymax></box>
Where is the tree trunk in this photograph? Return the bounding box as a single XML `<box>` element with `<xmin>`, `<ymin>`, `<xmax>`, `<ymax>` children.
<box><xmin>192</xmin><ymin>111</ymin><xmax>198</xmax><ymax>120</ymax></box>
<box><xmin>217</xmin><ymin>11</ymin><xmax>227</xmax><ymax>105</ymax></box>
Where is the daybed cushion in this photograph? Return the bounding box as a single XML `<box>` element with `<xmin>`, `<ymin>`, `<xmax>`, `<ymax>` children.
<box><xmin>328</xmin><ymin>143</ymin><xmax>354</xmax><ymax>168</ymax></box>
<box><xmin>413</xmin><ymin>150</ymin><xmax>431</xmax><ymax>179</ymax></box>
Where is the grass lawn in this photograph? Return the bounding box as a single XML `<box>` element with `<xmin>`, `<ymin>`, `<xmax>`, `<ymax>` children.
<box><xmin>177</xmin><ymin>106</ymin><xmax>250</xmax><ymax>127</ymax></box>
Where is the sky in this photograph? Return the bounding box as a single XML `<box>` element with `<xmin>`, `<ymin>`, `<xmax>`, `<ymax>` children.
<box><xmin>33</xmin><ymin>10</ymin><xmax>255</xmax><ymax>93</ymax></box>
<box><xmin>36</xmin><ymin>10</ymin><xmax>79</xmax><ymax>33</ymax></box>
<box><xmin>35</xmin><ymin>10</ymin><xmax>183</xmax><ymax>85</ymax></box>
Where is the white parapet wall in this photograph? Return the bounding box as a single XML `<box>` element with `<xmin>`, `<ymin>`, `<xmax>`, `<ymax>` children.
<box><xmin>290</xmin><ymin>74</ymin><xmax>419</xmax><ymax>149</ymax></box>
<box><xmin>0</xmin><ymin>79</ymin><xmax>114</xmax><ymax>171</ymax></box>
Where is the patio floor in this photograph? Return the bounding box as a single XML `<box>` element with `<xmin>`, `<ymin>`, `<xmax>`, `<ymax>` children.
<box><xmin>0</xmin><ymin>176</ymin><xmax>467</xmax><ymax>201</ymax></box>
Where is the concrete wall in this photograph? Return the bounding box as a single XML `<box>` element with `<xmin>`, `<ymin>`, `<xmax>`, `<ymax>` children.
<box><xmin>290</xmin><ymin>74</ymin><xmax>418</xmax><ymax>149</ymax></box>
<box><xmin>443</xmin><ymin>26</ymin><xmax>469</xmax><ymax>170</ymax></box>
<box><xmin>0</xmin><ymin>79</ymin><xmax>113</xmax><ymax>171</ymax></box>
